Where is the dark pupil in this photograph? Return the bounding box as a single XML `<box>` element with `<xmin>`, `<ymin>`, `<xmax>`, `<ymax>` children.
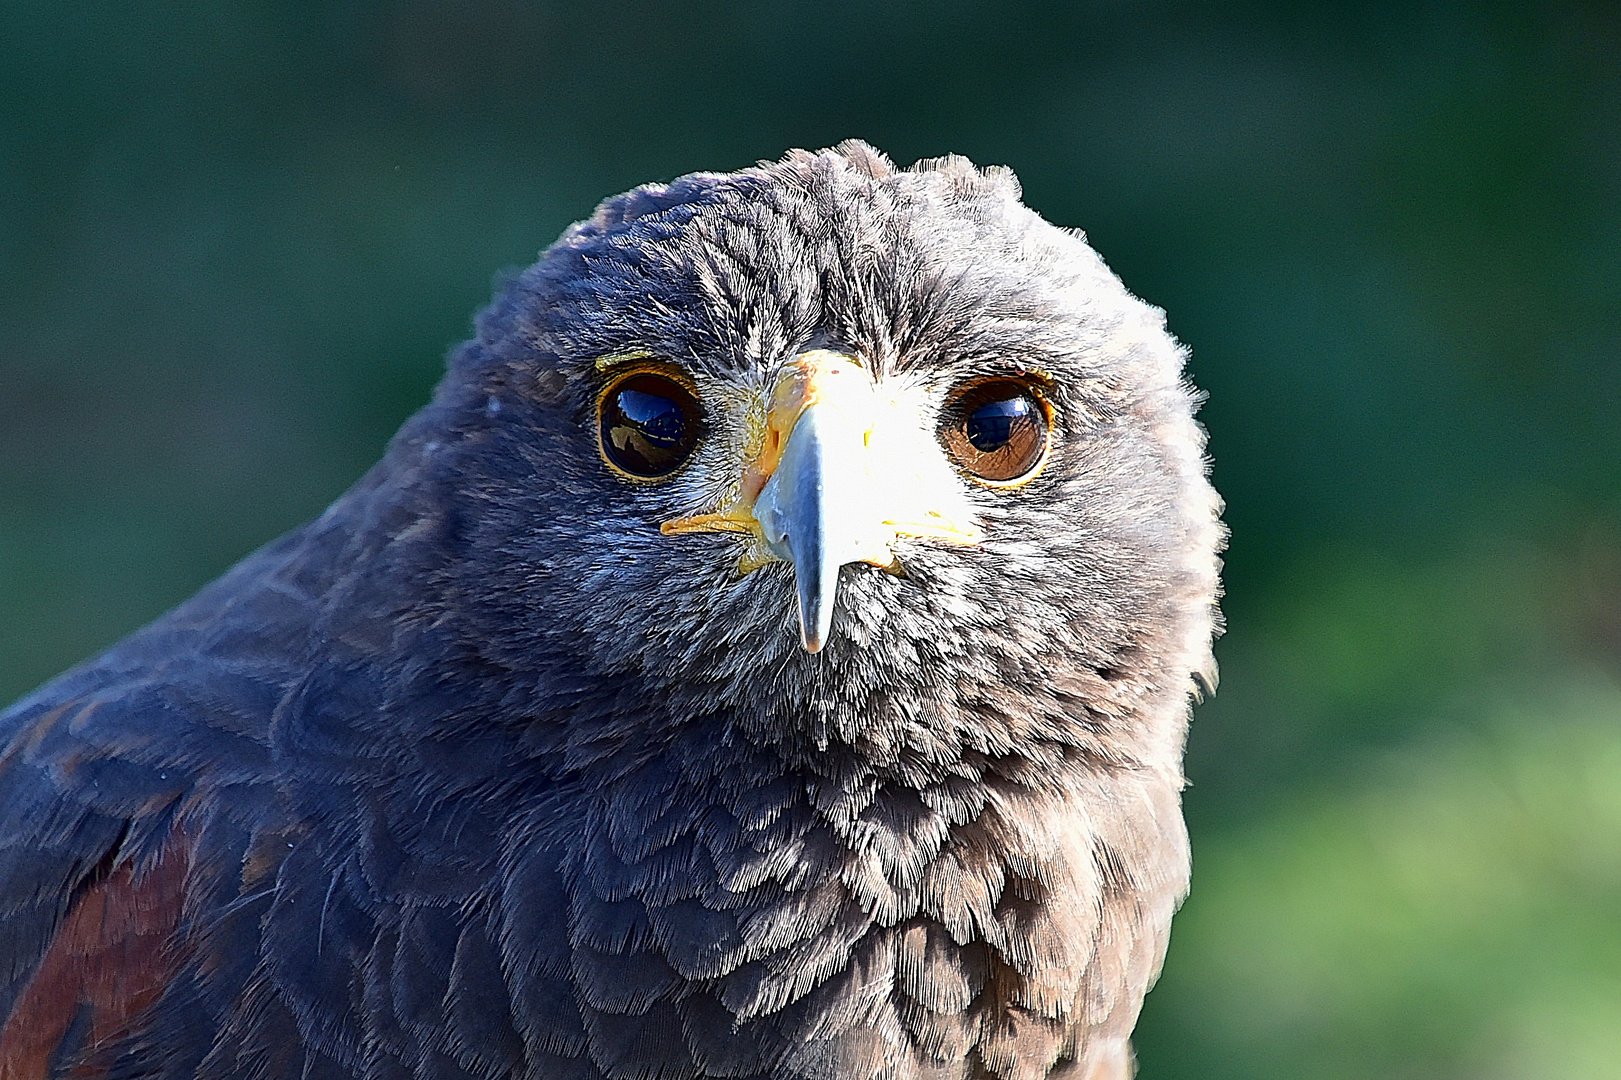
<box><xmin>602</xmin><ymin>374</ymin><xmax>700</xmax><ymax>478</ymax></box>
<box><xmin>616</xmin><ymin>389</ymin><xmax>684</xmax><ymax>447</ymax></box>
<box><xmin>966</xmin><ymin>395</ymin><xmax>1032</xmax><ymax>452</ymax></box>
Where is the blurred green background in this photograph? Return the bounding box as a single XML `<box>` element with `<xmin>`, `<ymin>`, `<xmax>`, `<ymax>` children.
<box><xmin>2</xmin><ymin>1</ymin><xmax>1618</xmax><ymax>1075</ymax></box>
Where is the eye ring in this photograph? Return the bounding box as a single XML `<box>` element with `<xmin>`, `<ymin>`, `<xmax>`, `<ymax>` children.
<box><xmin>939</xmin><ymin>377</ymin><xmax>1052</xmax><ymax>487</ymax></box>
<box><xmin>597</xmin><ymin>368</ymin><xmax>704</xmax><ymax>480</ymax></box>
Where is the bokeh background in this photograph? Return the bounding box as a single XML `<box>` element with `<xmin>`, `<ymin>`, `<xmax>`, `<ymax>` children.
<box><xmin>3</xmin><ymin>1</ymin><xmax>1619</xmax><ymax>1075</ymax></box>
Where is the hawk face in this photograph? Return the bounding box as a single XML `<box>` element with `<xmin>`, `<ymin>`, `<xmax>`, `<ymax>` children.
<box><xmin>442</xmin><ymin>143</ymin><xmax>1219</xmax><ymax>767</ymax></box>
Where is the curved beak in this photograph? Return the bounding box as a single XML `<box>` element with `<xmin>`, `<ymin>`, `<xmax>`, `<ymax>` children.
<box><xmin>662</xmin><ymin>351</ymin><xmax>982</xmax><ymax>653</ymax></box>
<box><xmin>752</xmin><ymin>392</ymin><xmax>889</xmax><ymax>651</ymax></box>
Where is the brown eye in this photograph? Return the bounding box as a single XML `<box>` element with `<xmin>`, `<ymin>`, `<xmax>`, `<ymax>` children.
<box><xmin>941</xmin><ymin>379</ymin><xmax>1050</xmax><ymax>484</ymax></box>
<box><xmin>599</xmin><ymin>372</ymin><xmax>702</xmax><ymax>478</ymax></box>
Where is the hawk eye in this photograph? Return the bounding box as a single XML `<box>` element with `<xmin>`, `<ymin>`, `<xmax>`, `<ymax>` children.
<box><xmin>599</xmin><ymin>372</ymin><xmax>702</xmax><ymax>479</ymax></box>
<box><xmin>941</xmin><ymin>379</ymin><xmax>1050</xmax><ymax>484</ymax></box>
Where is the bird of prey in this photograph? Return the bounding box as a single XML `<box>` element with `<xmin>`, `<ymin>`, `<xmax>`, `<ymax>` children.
<box><xmin>0</xmin><ymin>142</ymin><xmax>1221</xmax><ymax>1080</ymax></box>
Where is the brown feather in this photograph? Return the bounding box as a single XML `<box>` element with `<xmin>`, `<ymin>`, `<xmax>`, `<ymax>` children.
<box><xmin>0</xmin><ymin>831</ymin><xmax>191</xmax><ymax>1080</ymax></box>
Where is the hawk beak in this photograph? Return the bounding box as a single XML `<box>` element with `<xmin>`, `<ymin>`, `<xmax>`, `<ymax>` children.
<box><xmin>663</xmin><ymin>350</ymin><xmax>982</xmax><ymax>653</ymax></box>
<box><xmin>753</xmin><ymin>383</ymin><xmax>889</xmax><ymax>652</ymax></box>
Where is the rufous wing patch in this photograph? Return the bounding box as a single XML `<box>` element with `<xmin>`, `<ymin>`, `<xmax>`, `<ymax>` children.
<box><xmin>0</xmin><ymin>829</ymin><xmax>192</xmax><ymax>1080</ymax></box>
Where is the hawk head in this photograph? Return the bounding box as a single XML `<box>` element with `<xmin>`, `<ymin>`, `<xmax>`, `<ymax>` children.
<box><xmin>429</xmin><ymin>141</ymin><xmax>1220</xmax><ymax>770</ymax></box>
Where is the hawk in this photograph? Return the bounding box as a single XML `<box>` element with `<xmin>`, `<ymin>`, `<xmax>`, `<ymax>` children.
<box><xmin>0</xmin><ymin>143</ymin><xmax>1222</xmax><ymax>1080</ymax></box>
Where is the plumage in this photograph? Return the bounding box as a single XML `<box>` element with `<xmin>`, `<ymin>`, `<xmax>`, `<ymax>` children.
<box><xmin>0</xmin><ymin>142</ymin><xmax>1221</xmax><ymax>1080</ymax></box>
